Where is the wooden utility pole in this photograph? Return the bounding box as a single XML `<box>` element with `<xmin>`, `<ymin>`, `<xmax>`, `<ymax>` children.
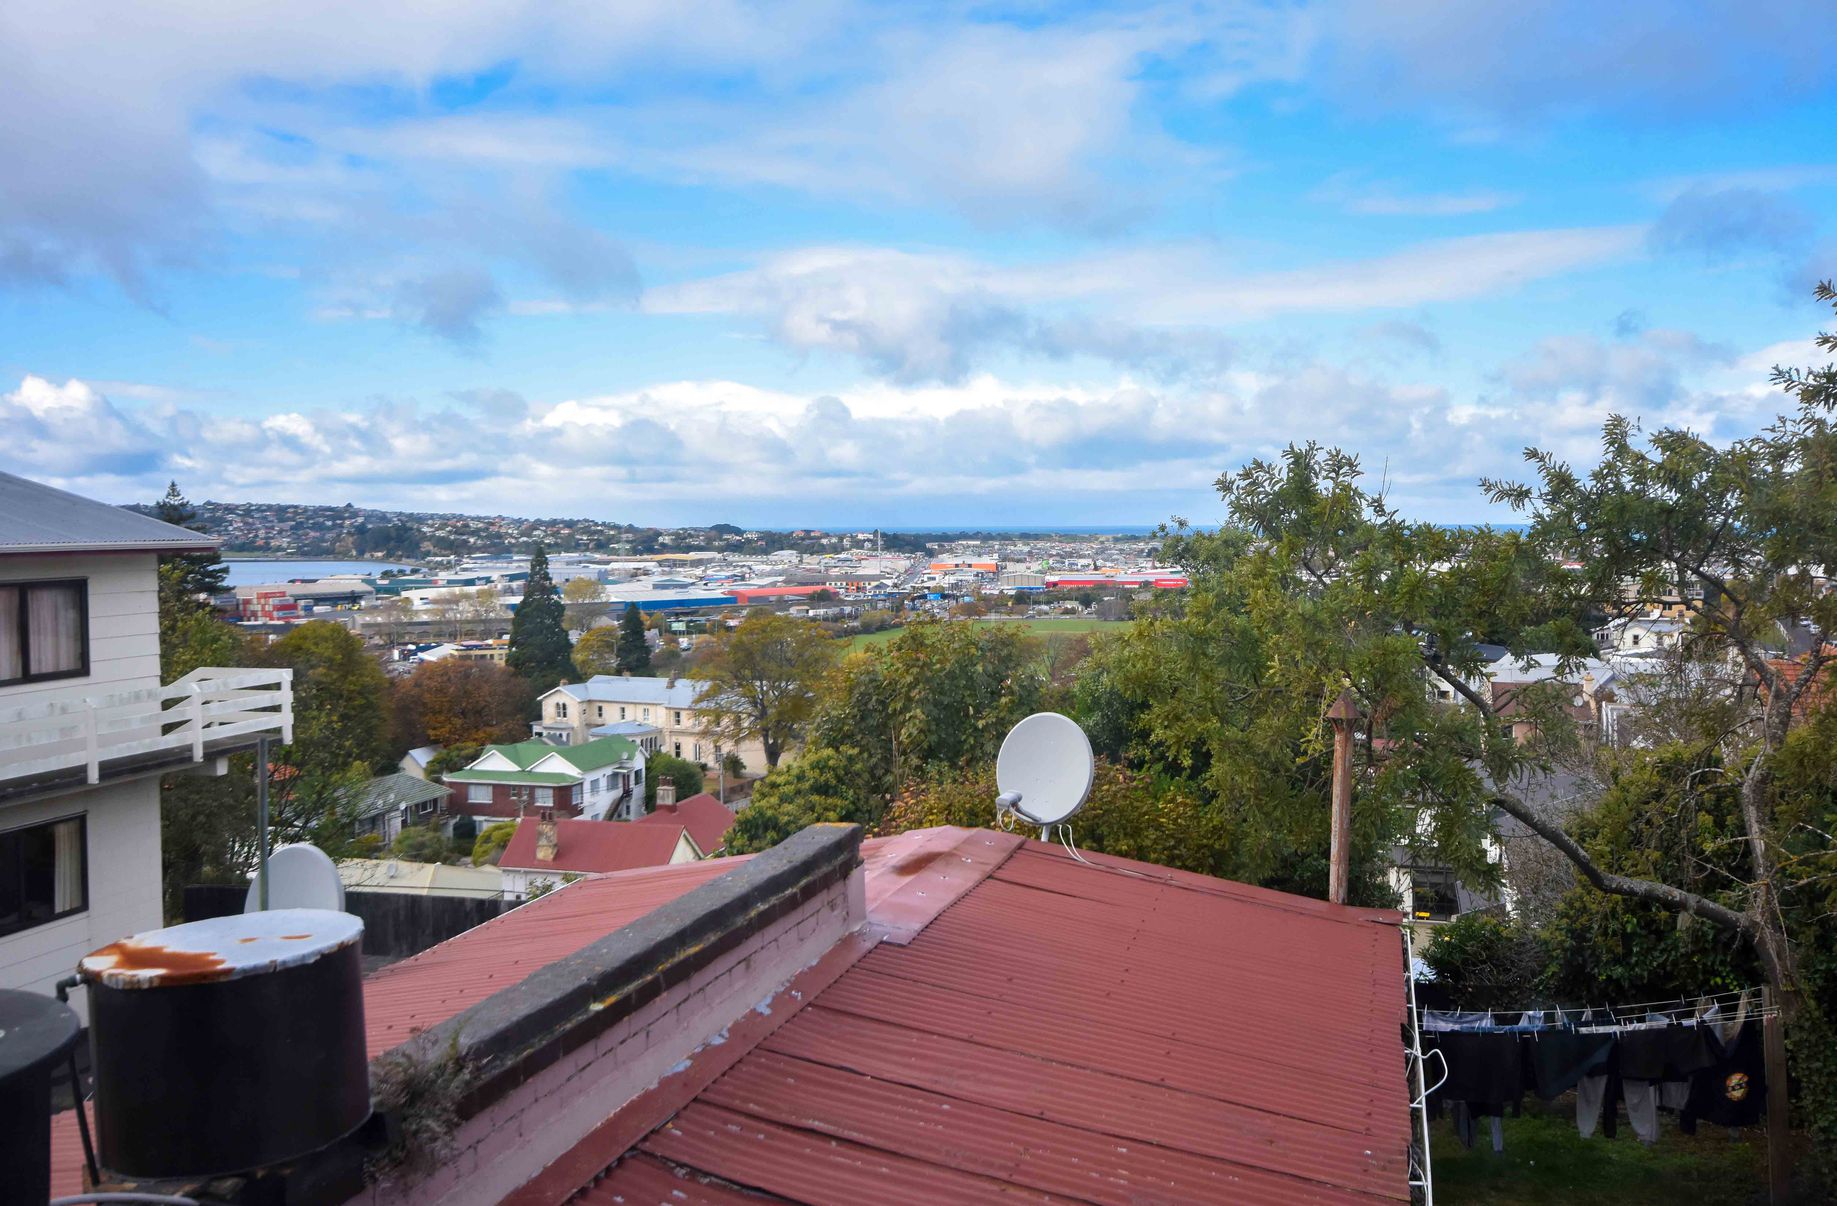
<box><xmin>1326</xmin><ymin>690</ymin><xmax>1359</xmax><ymax>906</ymax></box>
<box><xmin>1762</xmin><ymin>986</ymin><xmax>1791</xmax><ymax>1203</ymax></box>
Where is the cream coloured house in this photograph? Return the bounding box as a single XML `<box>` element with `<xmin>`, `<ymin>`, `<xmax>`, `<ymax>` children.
<box><xmin>0</xmin><ymin>473</ymin><xmax>292</xmax><ymax>1016</ymax></box>
<box><xmin>532</xmin><ymin>674</ymin><xmax>768</xmax><ymax>772</ymax></box>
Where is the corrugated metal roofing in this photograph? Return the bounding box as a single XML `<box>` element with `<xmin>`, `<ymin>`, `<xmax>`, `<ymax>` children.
<box><xmin>499</xmin><ymin>817</ymin><xmax>690</xmax><ymax>875</ymax></box>
<box><xmin>635</xmin><ymin>792</ymin><xmax>737</xmax><ymax>856</ymax></box>
<box><xmin>586</xmin><ymin>839</ymin><xmax>1410</xmax><ymax>1204</ymax></box>
<box><xmin>0</xmin><ymin>471</ymin><xmax>221</xmax><ymax>555</ymax></box>
<box><xmin>360</xmin><ymin>856</ymin><xmax>746</xmax><ymax>1058</ymax></box>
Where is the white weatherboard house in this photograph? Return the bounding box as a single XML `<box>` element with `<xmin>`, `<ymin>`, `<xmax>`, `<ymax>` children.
<box><xmin>0</xmin><ymin>473</ymin><xmax>293</xmax><ymax>1015</ymax></box>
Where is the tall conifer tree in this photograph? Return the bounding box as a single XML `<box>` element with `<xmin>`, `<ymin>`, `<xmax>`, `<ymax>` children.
<box><xmin>507</xmin><ymin>545</ymin><xmax>574</xmax><ymax>694</ymax></box>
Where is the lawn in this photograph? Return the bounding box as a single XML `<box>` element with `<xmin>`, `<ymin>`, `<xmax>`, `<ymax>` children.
<box><xmin>838</xmin><ymin>616</ymin><xmax>1130</xmax><ymax>651</ymax></box>
<box><xmin>1431</xmin><ymin>1101</ymin><xmax>1770</xmax><ymax>1205</ymax></box>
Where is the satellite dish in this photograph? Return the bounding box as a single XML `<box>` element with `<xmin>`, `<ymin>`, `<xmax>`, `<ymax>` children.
<box><xmin>996</xmin><ymin>712</ymin><xmax>1094</xmax><ymax>829</ymax></box>
<box><xmin>244</xmin><ymin>843</ymin><xmax>345</xmax><ymax>913</ymax></box>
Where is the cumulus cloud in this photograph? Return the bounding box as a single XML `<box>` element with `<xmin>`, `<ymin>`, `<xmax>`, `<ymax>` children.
<box><xmin>3</xmin><ymin>322</ymin><xmax>1804</xmax><ymax>525</ymax></box>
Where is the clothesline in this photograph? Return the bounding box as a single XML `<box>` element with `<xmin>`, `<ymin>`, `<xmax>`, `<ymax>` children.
<box><xmin>1414</xmin><ymin>985</ymin><xmax>1768</xmax><ymax>1028</ymax></box>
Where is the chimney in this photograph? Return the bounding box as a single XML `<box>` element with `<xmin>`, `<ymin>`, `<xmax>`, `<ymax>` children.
<box><xmin>667</xmin><ymin>674</ymin><xmax>678</xmax><ymax>688</ymax></box>
<box><xmin>655</xmin><ymin>776</ymin><xmax>676</xmax><ymax>810</ymax></box>
<box><xmin>535</xmin><ymin>809</ymin><xmax>558</xmax><ymax>863</ymax></box>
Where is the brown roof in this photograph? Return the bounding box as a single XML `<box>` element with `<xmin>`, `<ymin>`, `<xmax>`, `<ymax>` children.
<box><xmin>499</xmin><ymin>818</ymin><xmax>689</xmax><ymax>875</ymax></box>
<box><xmin>635</xmin><ymin>791</ymin><xmax>737</xmax><ymax>855</ymax></box>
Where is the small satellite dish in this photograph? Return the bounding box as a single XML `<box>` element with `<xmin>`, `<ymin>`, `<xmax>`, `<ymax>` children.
<box><xmin>245</xmin><ymin>843</ymin><xmax>345</xmax><ymax>913</ymax></box>
<box><xmin>996</xmin><ymin>712</ymin><xmax>1094</xmax><ymax>829</ymax></box>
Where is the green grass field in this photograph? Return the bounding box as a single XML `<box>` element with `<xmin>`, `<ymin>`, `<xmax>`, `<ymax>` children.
<box><xmin>838</xmin><ymin>616</ymin><xmax>1129</xmax><ymax>651</ymax></box>
<box><xmin>1431</xmin><ymin>1102</ymin><xmax>1771</xmax><ymax>1205</ymax></box>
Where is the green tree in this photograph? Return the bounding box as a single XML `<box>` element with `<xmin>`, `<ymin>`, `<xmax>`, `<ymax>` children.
<box><xmin>724</xmin><ymin>748</ymin><xmax>872</xmax><ymax>854</ymax></box>
<box><xmin>691</xmin><ymin>611</ymin><xmax>838</xmax><ymax>767</ymax></box>
<box><xmin>391</xmin><ymin>824</ymin><xmax>452</xmax><ymax>864</ymax></box>
<box><xmin>472</xmin><ymin>821</ymin><xmax>517</xmax><ymax>866</ymax></box>
<box><xmin>158</xmin><ymin>562</ymin><xmax>250</xmax><ymax>681</ymax></box>
<box><xmin>645</xmin><ymin>754</ymin><xmax>705</xmax><ymax>806</ymax></box>
<box><xmin>152</xmin><ymin>481</ymin><xmax>229</xmax><ymax>599</ymax></box>
<box><xmin>507</xmin><ymin>545</ymin><xmax>574</xmax><ymax>694</ymax></box>
<box><xmin>616</xmin><ymin>604</ymin><xmax>653</xmax><ymax>674</ymax></box>
<box><xmin>266</xmin><ymin>621</ymin><xmax>392</xmax><ymax>774</ymax></box>
<box><xmin>726</xmin><ymin>619</ymin><xmax>1047</xmax><ymax>848</ymax></box>
<box><xmin>572</xmin><ymin>625</ymin><xmax>622</xmax><ymax>678</ymax></box>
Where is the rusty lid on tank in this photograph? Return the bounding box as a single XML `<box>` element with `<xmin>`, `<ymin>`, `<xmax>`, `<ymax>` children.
<box><xmin>80</xmin><ymin>908</ymin><xmax>363</xmax><ymax>989</ymax></box>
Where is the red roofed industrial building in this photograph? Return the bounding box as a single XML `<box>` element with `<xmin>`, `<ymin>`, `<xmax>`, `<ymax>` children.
<box><xmin>634</xmin><ymin>791</ymin><xmax>737</xmax><ymax>856</ymax></box>
<box><xmin>722</xmin><ymin>585</ymin><xmax>835</xmax><ymax>606</ymax></box>
<box><xmin>54</xmin><ymin>826</ymin><xmax>1411</xmax><ymax>1204</ymax></box>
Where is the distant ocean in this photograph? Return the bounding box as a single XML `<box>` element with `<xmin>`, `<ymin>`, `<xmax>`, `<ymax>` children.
<box><xmin>220</xmin><ymin>559</ymin><xmax>419</xmax><ymax>586</ymax></box>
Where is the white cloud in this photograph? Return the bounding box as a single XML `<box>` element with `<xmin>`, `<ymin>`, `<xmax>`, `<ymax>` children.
<box><xmin>641</xmin><ymin>227</ymin><xmax>1641</xmax><ymax>380</ymax></box>
<box><xmin>5</xmin><ymin>319</ymin><xmax>1804</xmax><ymax>523</ymax></box>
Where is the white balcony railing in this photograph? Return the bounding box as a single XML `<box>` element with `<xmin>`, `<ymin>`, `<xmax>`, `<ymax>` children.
<box><xmin>0</xmin><ymin>667</ymin><xmax>293</xmax><ymax>787</ymax></box>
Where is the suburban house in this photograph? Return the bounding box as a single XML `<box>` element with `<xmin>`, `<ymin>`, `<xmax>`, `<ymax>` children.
<box><xmin>344</xmin><ymin>771</ymin><xmax>451</xmax><ymax>846</ymax></box>
<box><xmin>534</xmin><ymin>673</ymin><xmax>769</xmax><ymax>771</ymax></box>
<box><xmin>497</xmin><ymin>814</ymin><xmax>700</xmax><ymax>899</ymax></box>
<box><xmin>0</xmin><ymin>472</ymin><xmax>293</xmax><ymax>1013</ymax></box>
<box><xmin>442</xmin><ymin>736</ymin><xmax>647</xmax><ymax>824</ymax></box>
<box><xmin>397</xmin><ymin>744</ymin><xmax>439</xmax><ymax>779</ymax></box>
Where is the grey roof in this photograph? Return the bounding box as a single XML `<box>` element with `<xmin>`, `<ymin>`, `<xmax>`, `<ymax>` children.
<box><xmin>545</xmin><ymin>674</ymin><xmax>707</xmax><ymax>708</ymax></box>
<box><xmin>0</xmin><ymin>472</ymin><xmax>221</xmax><ymax>555</ymax></box>
<box><xmin>343</xmin><ymin>772</ymin><xmax>451</xmax><ymax>820</ymax></box>
<box><xmin>590</xmin><ymin>721</ymin><xmax>661</xmax><ymax>738</ymax></box>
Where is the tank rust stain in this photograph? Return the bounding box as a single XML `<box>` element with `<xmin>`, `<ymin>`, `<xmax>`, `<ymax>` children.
<box><xmin>280</xmin><ymin>934</ymin><xmax>312</xmax><ymax>940</ymax></box>
<box><xmin>85</xmin><ymin>940</ymin><xmax>231</xmax><ymax>986</ymax></box>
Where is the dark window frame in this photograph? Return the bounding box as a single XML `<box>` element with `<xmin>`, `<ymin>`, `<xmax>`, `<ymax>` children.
<box><xmin>0</xmin><ymin>813</ymin><xmax>90</xmax><ymax>939</ymax></box>
<box><xmin>0</xmin><ymin>577</ymin><xmax>91</xmax><ymax>687</ymax></box>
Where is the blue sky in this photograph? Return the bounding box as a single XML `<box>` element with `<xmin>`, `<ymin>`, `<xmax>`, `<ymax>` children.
<box><xmin>1</xmin><ymin>1</ymin><xmax>1832</xmax><ymax>528</ymax></box>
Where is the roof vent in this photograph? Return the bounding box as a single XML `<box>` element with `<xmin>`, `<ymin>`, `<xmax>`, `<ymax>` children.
<box><xmin>78</xmin><ymin>909</ymin><xmax>369</xmax><ymax>1179</ymax></box>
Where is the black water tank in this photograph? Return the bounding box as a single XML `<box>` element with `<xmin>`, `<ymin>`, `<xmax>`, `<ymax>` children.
<box><xmin>79</xmin><ymin>908</ymin><xmax>370</xmax><ymax>1179</ymax></box>
<box><xmin>0</xmin><ymin>989</ymin><xmax>80</xmax><ymax>1204</ymax></box>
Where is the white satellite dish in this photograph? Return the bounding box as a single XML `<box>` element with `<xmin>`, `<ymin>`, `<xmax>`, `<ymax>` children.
<box><xmin>245</xmin><ymin>843</ymin><xmax>345</xmax><ymax>913</ymax></box>
<box><xmin>996</xmin><ymin>712</ymin><xmax>1094</xmax><ymax>831</ymax></box>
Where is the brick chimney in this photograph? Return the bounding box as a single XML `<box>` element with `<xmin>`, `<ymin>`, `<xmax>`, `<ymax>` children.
<box><xmin>655</xmin><ymin>776</ymin><xmax>676</xmax><ymax>811</ymax></box>
<box><xmin>535</xmin><ymin>809</ymin><xmax>558</xmax><ymax>863</ymax></box>
<box><xmin>666</xmin><ymin>674</ymin><xmax>678</xmax><ymax>688</ymax></box>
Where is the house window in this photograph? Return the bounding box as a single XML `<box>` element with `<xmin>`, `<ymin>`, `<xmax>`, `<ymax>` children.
<box><xmin>674</xmin><ymin>710</ymin><xmax>682</xmax><ymax>725</ymax></box>
<box><xmin>534</xmin><ymin>786</ymin><xmax>554</xmax><ymax>806</ymax></box>
<box><xmin>673</xmin><ymin>742</ymin><xmax>682</xmax><ymax>758</ymax></box>
<box><xmin>642</xmin><ymin>708</ymin><xmax>651</xmax><ymax>720</ymax></box>
<box><xmin>619</xmin><ymin>707</ymin><xmax>627</xmax><ymax>720</ymax></box>
<box><xmin>468</xmin><ymin>784</ymin><xmax>491</xmax><ymax>804</ymax></box>
<box><xmin>0</xmin><ymin>815</ymin><xmax>87</xmax><ymax>938</ymax></box>
<box><xmin>0</xmin><ymin>579</ymin><xmax>89</xmax><ymax>687</ymax></box>
<box><xmin>1410</xmin><ymin>870</ymin><xmax>1460</xmax><ymax>922</ymax></box>
<box><xmin>596</xmin><ymin>705</ymin><xmax>604</xmax><ymax>719</ymax></box>
<box><xmin>557</xmin><ymin>702</ymin><xmax>569</xmax><ymax>718</ymax></box>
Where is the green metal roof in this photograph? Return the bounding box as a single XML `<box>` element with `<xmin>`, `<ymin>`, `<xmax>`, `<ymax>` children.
<box><xmin>443</xmin><ymin>769</ymin><xmax>581</xmax><ymax>786</ymax></box>
<box><xmin>561</xmin><ymin>735</ymin><xmax>641</xmax><ymax>770</ymax></box>
<box><xmin>340</xmin><ymin>772</ymin><xmax>451</xmax><ymax>819</ymax></box>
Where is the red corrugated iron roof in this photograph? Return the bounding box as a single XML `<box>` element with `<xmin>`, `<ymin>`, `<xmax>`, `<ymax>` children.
<box><xmin>584</xmin><ymin>837</ymin><xmax>1409</xmax><ymax>1203</ymax></box>
<box><xmin>499</xmin><ymin>817</ymin><xmax>688</xmax><ymax>875</ymax></box>
<box><xmin>362</xmin><ymin>856</ymin><xmax>744</xmax><ymax>1058</ymax></box>
<box><xmin>635</xmin><ymin>792</ymin><xmax>737</xmax><ymax>856</ymax></box>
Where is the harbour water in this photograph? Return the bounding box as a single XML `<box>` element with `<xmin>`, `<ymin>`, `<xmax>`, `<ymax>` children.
<box><xmin>219</xmin><ymin>559</ymin><xmax>418</xmax><ymax>586</ymax></box>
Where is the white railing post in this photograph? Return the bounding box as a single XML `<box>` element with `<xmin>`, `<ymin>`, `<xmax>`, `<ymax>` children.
<box><xmin>84</xmin><ymin>699</ymin><xmax>100</xmax><ymax>784</ymax></box>
<box><xmin>190</xmin><ymin>680</ymin><xmax>207</xmax><ymax>762</ymax></box>
<box><xmin>279</xmin><ymin>668</ymin><xmax>295</xmax><ymax>745</ymax></box>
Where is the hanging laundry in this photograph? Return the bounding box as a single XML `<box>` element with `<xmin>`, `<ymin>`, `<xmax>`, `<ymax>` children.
<box><xmin>1681</xmin><ymin>1021</ymin><xmax>1766</xmax><ymax>1131</ymax></box>
<box><xmin>1529</xmin><ymin>1029</ymin><xmax>1614</xmax><ymax>1100</ymax></box>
